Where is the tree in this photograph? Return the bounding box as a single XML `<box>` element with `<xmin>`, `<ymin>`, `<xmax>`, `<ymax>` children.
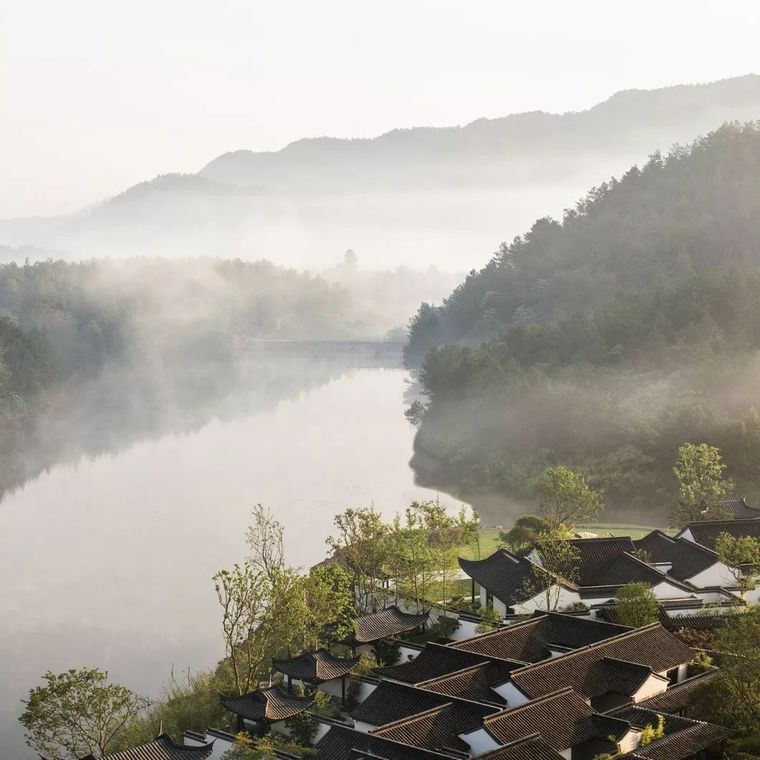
<box><xmin>691</xmin><ymin>606</ymin><xmax>760</xmax><ymax>736</ymax></box>
<box><xmin>245</xmin><ymin>504</ymin><xmax>285</xmax><ymax>582</ymax></box>
<box><xmin>386</xmin><ymin>508</ymin><xmax>436</xmax><ymax>612</ymax></box>
<box><xmin>213</xmin><ymin>561</ymin><xmax>271</xmax><ymax>696</ymax></box>
<box><xmin>412</xmin><ymin>501</ymin><xmax>479</xmax><ymax>609</ymax></box>
<box><xmin>303</xmin><ymin>565</ymin><xmax>356</xmax><ymax>650</ymax></box>
<box><xmin>639</xmin><ymin>714</ymin><xmax>665</xmax><ymax>747</ymax></box>
<box><xmin>521</xmin><ymin>528</ymin><xmax>580</xmax><ymax>611</ymax></box>
<box><xmin>19</xmin><ymin>668</ymin><xmax>147</xmax><ymax>760</ymax></box>
<box><xmin>615</xmin><ymin>581</ymin><xmax>660</xmax><ymax>627</ymax></box>
<box><xmin>671</xmin><ymin>443</ymin><xmax>733</xmax><ymax>527</ymax></box>
<box><xmin>537</xmin><ymin>466</ymin><xmax>604</xmax><ymax>528</ymax></box>
<box><xmin>500</xmin><ymin>515</ymin><xmax>551</xmax><ymax>555</ymax></box>
<box><xmin>327</xmin><ymin>508</ymin><xmax>390</xmax><ymax>614</ymax></box>
<box><xmin>213</xmin><ymin>563</ymin><xmax>307</xmax><ymax>696</ymax></box>
<box><xmin>714</xmin><ymin>532</ymin><xmax>760</xmax><ymax>597</ymax></box>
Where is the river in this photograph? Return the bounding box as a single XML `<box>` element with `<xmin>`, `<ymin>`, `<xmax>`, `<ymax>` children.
<box><xmin>0</xmin><ymin>357</ymin><xmax>467</xmax><ymax>757</ymax></box>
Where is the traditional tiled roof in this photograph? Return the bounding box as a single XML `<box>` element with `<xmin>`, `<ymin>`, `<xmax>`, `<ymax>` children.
<box><xmin>453</xmin><ymin>612</ymin><xmax>631</xmax><ymax>662</ymax></box>
<box><xmin>567</xmin><ymin>537</ymin><xmax>637</xmax><ymax>585</ymax></box>
<box><xmin>678</xmin><ymin>518</ymin><xmax>760</xmax><ymax>550</ymax></box>
<box><xmin>481</xmin><ymin>688</ymin><xmax>630</xmax><ymax>751</ymax></box>
<box><xmin>370</xmin><ymin>702</ymin><xmax>484</xmax><ymax>754</ymax></box>
<box><xmin>272</xmin><ymin>649</ymin><xmax>358</xmax><ymax>683</ymax></box>
<box><xmin>712</xmin><ymin>497</ymin><xmax>760</xmax><ymax>520</ymax></box>
<box><xmin>316</xmin><ymin>725</ymin><xmax>453</xmax><ymax>760</ymax></box>
<box><xmin>507</xmin><ymin>624</ymin><xmax>693</xmax><ymax>701</ymax></box>
<box><xmin>633</xmin><ymin>530</ymin><xmax>678</xmax><ymax>563</ymax></box>
<box><xmin>375</xmin><ymin>642</ymin><xmax>523</xmax><ymax>684</ymax></box>
<box><xmin>637</xmin><ymin>670</ymin><xmax>719</xmax><ymax>714</ymax></box>
<box><xmin>601</xmin><ymin>658</ymin><xmax>664</xmax><ymax>696</ymax></box>
<box><xmin>459</xmin><ymin>550</ymin><xmax>572</xmax><ymax>606</ymax></box>
<box><xmin>349</xmin><ymin>606</ymin><xmax>429</xmax><ymax>644</ymax></box>
<box><xmin>612</xmin><ymin>705</ymin><xmax>706</xmax><ymax>734</ymax></box>
<box><xmin>418</xmin><ymin>660</ymin><xmax>520</xmax><ymax>705</ymax></box>
<box><xmin>620</xmin><ymin>721</ymin><xmax>732</xmax><ymax>759</ymax></box>
<box><xmin>220</xmin><ymin>686</ymin><xmax>313</xmax><ymax>722</ymax></box>
<box><xmin>80</xmin><ymin>735</ymin><xmax>214</xmax><ymax>760</ymax></box>
<box><xmin>474</xmin><ymin>734</ymin><xmax>565</xmax><ymax>760</ymax></box>
<box><xmin>633</xmin><ymin>532</ymin><xmax>720</xmax><ymax>581</ymax></box>
<box><xmin>660</xmin><ymin>608</ymin><xmax>745</xmax><ymax>631</ymax></box>
<box><xmin>350</xmin><ymin>680</ymin><xmax>499</xmax><ymax>726</ymax></box>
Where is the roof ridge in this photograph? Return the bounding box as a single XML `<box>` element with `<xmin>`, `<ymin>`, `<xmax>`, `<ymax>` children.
<box><xmin>482</xmin><ymin>687</ymin><xmax>576</xmax><ymax>722</ymax></box>
<box><xmin>368</xmin><ymin>701</ymin><xmax>455</xmax><ymax>733</ymax></box>
<box><xmin>474</xmin><ymin>733</ymin><xmax>545</xmax><ymax>757</ymax></box>
<box><xmin>508</xmin><ymin>624</ymin><xmax>662</xmax><ymax>676</ymax></box>
<box><xmin>675</xmin><ymin>536</ymin><xmax>719</xmax><ymax>557</ymax></box>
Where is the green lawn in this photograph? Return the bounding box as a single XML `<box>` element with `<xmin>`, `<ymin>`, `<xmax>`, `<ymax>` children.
<box><xmin>459</xmin><ymin>521</ymin><xmax>665</xmax><ymax>560</ymax></box>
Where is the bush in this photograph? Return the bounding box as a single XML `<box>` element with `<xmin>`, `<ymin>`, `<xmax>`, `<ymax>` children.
<box><xmin>373</xmin><ymin>638</ymin><xmax>401</xmax><ymax>666</ymax></box>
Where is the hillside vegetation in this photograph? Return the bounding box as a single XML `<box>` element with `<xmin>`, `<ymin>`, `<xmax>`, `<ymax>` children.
<box><xmin>409</xmin><ymin>123</ymin><xmax>760</xmax><ymax>514</ymax></box>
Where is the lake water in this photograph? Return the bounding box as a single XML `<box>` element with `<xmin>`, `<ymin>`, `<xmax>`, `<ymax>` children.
<box><xmin>0</xmin><ymin>362</ymin><xmax>467</xmax><ymax>757</ymax></box>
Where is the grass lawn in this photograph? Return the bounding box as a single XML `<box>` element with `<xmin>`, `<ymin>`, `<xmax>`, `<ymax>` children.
<box><xmin>459</xmin><ymin>521</ymin><xmax>665</xmax><ymax>560</ymax></box>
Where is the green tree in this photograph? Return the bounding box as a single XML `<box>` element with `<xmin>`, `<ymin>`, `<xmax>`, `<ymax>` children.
<box><xmin>521</xmin><ymin>528</ymin><xmax>580</xmax><ymax>611</ymax></box>
<box><xmin>714</xmin><ymin>532</ymin><xmax>760</xmax><ymax>598</ymax></box>
<box><xmin>615</xmin><ymin>581</ymin><xmax>660</xmax><ymax>627</ymax></box>
<box><xmin>19</xmin><ymin>668</ymin><xmax>147</xmax><ymax>760</ymax></box>
<box><xmin>303</xmin><ymin>565</ymin><xmax>356</xmax><ymax>650</ymax></box>
<box><xmin>387</xmin><ymin>508</ymin><xmax>436</xmax><ymax>612</ymax></box>
<box><xmin>692</xmin><ymin>606</ymin><xmax>760</xmax><ymax>736</ymax></box>
<box><xmin>500</xmin><ymin>515</ymin><xmax>551</xmax><ymax>555</ymax></box>
<box><xmin>245</xmin><ymin>504</ymin><xmax>285</xmax><ymax>581</ymax></box>
<box><xmin>537</xmin><ymin>466</ymin><xmax>604</xmax><ymax>528</ymax></box>
<box><xmin>671</xmin><ymin>443</ymin><xmax>733</xmax><ymax>527</ymax></box>
<box><xmin>327</xmin><ymin>508</ymin><xmax>390</xmax><ymax>614</ymax></box>
<box><xmin>213</xmin><ymin>563</ymin><xmax>307</xmax><ymax>696</ymax></box>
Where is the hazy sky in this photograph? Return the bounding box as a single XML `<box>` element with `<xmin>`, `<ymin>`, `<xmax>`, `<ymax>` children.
<box><xmin>2</xmin><ymin>0</ymin><xmax>759</xmax><ymax>218</ymax></box>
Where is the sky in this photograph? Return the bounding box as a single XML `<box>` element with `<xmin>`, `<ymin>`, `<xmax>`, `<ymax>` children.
<box><xmin>1</xmin><ymin>0</ymin><xmax>759</xmax><ymax>218</ymax></box>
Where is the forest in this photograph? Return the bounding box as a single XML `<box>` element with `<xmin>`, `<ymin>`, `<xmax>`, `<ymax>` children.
<box><xmin>408</xmin><ymin>123</ymin><xmax>760</xmax><ymax>514</ymax></box>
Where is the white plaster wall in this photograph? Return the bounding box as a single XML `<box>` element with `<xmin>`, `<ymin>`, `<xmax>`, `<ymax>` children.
<box><xmin>348</xmin><ymin>678</ymin><xmax>378</xmax><ymax>703</ymax></box>
<box><xmin>459</xmin><ymin>728</ymin><xmax>500</xmax><ymax>755</ymax></box>
<box><xmin>618</xmin><ymin>730</ymin><xmax>641</xmax><ymax>754</ymax></box>
<box><xmin>492</xmin><ymin>680</ymin><xmax>530</xmax><ymax>707</ymax></box>
<box><xmin>397</xmin><ymin>643</ymin><xmax>422</xmax><ymax>662</ymax></box>
<box><xmin>319</xmin><ymin>678</ymin><xmax>344</xmax><ymax>700</ymax></box>
<box><xmin>450</xmin><ymin>617</ymin><xmax>481</xmax><ymax>640</ymax></box>
<box><xmin>353</xmin><ymin>720</ymin><xmax>375</xmax><ymax>733</ymax></box>
<box><xmin>688</xmin><ymin>562</ymin><xmax>739</xmax><ymax>588</ymax></box>
<box><xmin>511</xmin><ymin>586</ymin><xmax>580</xmax><ymax>615</ymax></box>
<box><xmin>679</xmin><ymin>528</ymin><xmax>695</xmax><ymax>542</ymax></box>
<box><xmin>632</xmin><ymin>674</ymin><xmax>669</xmax><ymax>702</ymax></box>
<box><xmin>311</xmin><ymin>720</ymin><xmax>332</xmax><ymax>744</ymax></box>
<box><xmin>651</xmin><ymin>580</ymin><xmax>694</xmax><ymax>600</ymax></box>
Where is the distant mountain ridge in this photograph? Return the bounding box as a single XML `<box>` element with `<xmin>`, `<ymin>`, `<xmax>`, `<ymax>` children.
<box><xmin>200</xmin><ymin>75</ymin><xmax>760</xmax><ymax>188</ymax></box>
<box><xmin>2</xmin><ymin>75</ymin><xmax>760</xmax><ymax>269</ymax></box>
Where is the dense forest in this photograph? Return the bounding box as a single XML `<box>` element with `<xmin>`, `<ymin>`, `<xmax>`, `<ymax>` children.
<box><xmin>408</xmin><ymin>123</ymin><xmax>760</xmax><ymax>515</ymax></box>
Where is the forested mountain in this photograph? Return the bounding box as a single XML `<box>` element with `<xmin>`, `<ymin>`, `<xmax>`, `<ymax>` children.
<box><xmin>3</xmin><ymin>77</ymin><xmax>760</xmax><ymax>269</ymax></box>
<box><xmin>409</xmin><ymin>123</ymin><xmax>760</xmax><ymax>517</ymax></box>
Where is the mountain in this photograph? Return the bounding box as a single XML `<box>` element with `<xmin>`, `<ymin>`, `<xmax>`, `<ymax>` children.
<box><xmin>407</xmin><ymin>123</ymin><xmax>760</xmax><ymax>520</ymax></box>
<box><xmin>3</xmin><ymin>76</ymin><xmax>760</xmax><ymax>269</ymax></box>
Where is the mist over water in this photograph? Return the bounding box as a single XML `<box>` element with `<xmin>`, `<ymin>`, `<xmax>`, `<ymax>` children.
<box><xmin>0</xmin><ymin>361</ymin><xmax>467</xmax><ymax>757</ymax></box>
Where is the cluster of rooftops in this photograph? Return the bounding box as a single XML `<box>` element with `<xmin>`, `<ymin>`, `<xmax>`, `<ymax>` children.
<box><xmin>462</xmin><ymin>515</ymin><xmax>760</xmax><ymax>617</ymax></box>
<box><xmin>82</xmin><ymin>512</ymin><xmax>760</xmax><ymax>760</ymax></box>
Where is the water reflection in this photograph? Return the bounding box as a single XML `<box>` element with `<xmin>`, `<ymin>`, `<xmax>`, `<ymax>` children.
<box><xmin>0</xmin><ymin>365</ymin><xmax>464</xmax><ymax>757</ymax></box>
